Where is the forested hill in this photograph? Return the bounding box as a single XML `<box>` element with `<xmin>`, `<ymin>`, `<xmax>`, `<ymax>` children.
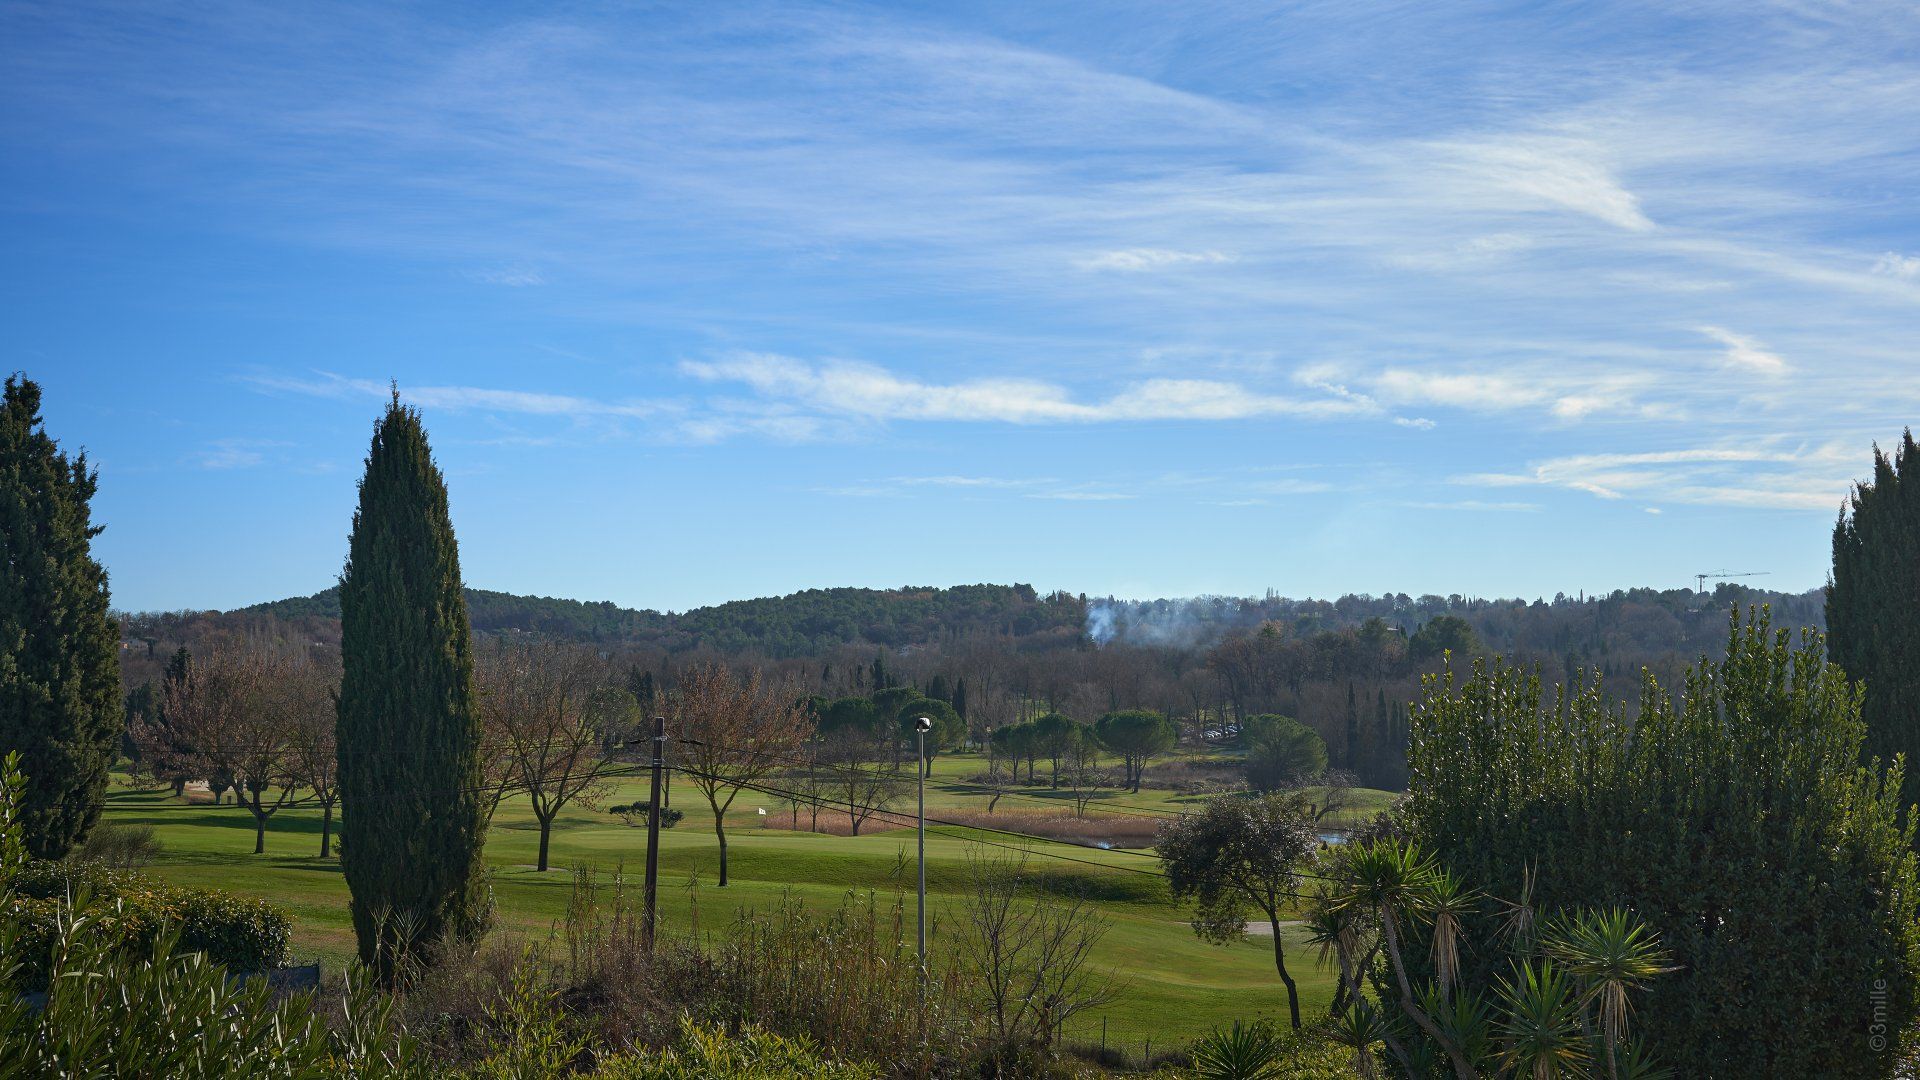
<box><xmin>207</xmin><ymin>580</ymin><xmax>1832</xmax><ymax>672</ymax></box>
<box><xmin>240</xmin><ymin>582</ymin><xmax>1084</xmax><ymax>656</ymax></box>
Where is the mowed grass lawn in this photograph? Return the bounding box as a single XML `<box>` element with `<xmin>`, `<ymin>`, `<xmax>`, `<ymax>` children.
<box><xmin>102</xmin><ymin>751</ymin><xmax>1394</xmax><ymax>1047</ymax></box>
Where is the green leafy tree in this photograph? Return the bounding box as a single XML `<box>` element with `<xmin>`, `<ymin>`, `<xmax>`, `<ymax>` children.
<box><xmin>1401</xmin><ymin>609</ymin><xmax>1920</xmax><ymax>1077</ymax></box>
<box><xmin>0</xmin><ymin>376</ymin><xmax>120</xmax><ymax>860</ymax></box>
<box><xmin>337</xmin><ymin>392</ymin><xmax>489</xmax><ymax>981</ymax></box>
<box><xmin>1241</xmin><ymin>714</ymin><xmax>1327</xmax><ymax>791</ymax></box>
<box><xmin>1159</xmin><ymin>791</ymin><xmax>1320</xmax><ymax>1029</ymax></box>
<box><xmin>1409</xmin><ymin>614</ymin><xmax>1478</xmax><ymax>662</ymax></box>
<box><xmin>819</xmin><ymin>696</ymin><xmax>880</xmax><ymax>738</ymax></box>
<box><xmin>870</xmin><ymin>685</ymin><xmax>920</xmax><ymax>767</ymax></box>
<box><xmin>1829</xmin><ymin>430</ymin><xmax>1920</xmax><ymax>807</ymax></box>
<box><xmin>1030</xmin><ymin>712</ymin><xmax>1080</xmax><ymax>788</ymax></box>
<box><xmin>896</xmin><ymin>697</ymin><xmax>963</xmax><ymax>777</ymax></box>
<box><xmin>1094</xmin><ymin>709</ymin><xmax>1176</xmax><ymax>791</ymax></box>
<box><xmin>992</xmin><ymin>721</ymin><xmax>1038</xmax><ymax>783</ymax></box>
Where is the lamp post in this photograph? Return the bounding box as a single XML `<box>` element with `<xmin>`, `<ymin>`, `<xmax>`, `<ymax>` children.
<box><xmin>914</xmin><ymin>714</ymin><xmax>933</xmax><ymax>968</ymax></box>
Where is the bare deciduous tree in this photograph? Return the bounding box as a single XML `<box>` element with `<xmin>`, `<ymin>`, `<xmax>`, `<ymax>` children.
<box><xmin>674</xmin><ymin>663</ymin><xmax>813</xmax><ymax>885</ymax></box>
<box><xmin>955</xmin><ymin>852</ymin><xmax>1118</xmax><ymax>1066</ymax></box>
<box><xmin>158</xmin><ymin>641</ymin><xmax>317</xmax><ymax>854</ymax></box>
<box><xmin>481</xmin><ymin>640</ymin><xmax>624</xmax><ymax>872</ymax></box>
<box><xmin>285</xmin><ymin>659</ymin><xmax>341</xmax><ymax>857</ymax></box>
<box><xmin>818</xmin><ymin>727</ymin><xmax>911</xmax><ymax>835</ymax></box>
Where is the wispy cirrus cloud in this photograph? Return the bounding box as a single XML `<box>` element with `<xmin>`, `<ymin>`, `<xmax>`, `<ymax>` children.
<box><xmin>1871</xmin><ymin>252</ymin><xmax>1920</xmax><ymax>279</ymax></box>
<box><xmin>1452</xmin><ymin>444</ymin><xmax>1857</xmax><ymax>510</ymax></box>
<box><xmin>195</xmin><ymin>438</ymin><xmax>290</xmax><ymax>469</ymax></box>
<box><xmin>1077</xmin><ymin>248</ymin><xmax>1234</xmax><ymax>272</ymax></box>
<box><xmin>1435</xmin><ymin>135</ymin><xmax>1655</xmax><ymax>231</ymax></box>
<box><xmin>681</xmin><ymin>353</ymin><xmax>1372</xmax><ymax>424</ymax></box>
<box><xmin>1698</xmin><ymin>326</ymin><xmax>1790</xmax><ymax>376</ymax></box>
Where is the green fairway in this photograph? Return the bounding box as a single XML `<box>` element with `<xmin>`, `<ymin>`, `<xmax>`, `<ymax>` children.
<box><xmin>102</xmin><ymin>751</ymin><xmax>1394</xmax><ymax>1047</ymax></box>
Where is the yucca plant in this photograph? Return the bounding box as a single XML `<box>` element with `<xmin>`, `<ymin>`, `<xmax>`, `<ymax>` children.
<box><xmin>1542</xmin><ymin>907</ymin><xmax>1674</xmax><ymax>1079</ymax></box>
<box><xmin>1421</xmin><ymin>983</ymin><xmax>1495</xmax><ymax>1070</ymax></box>
<box><xmin>1608</xmin><ymin>1036</ymin><xmax>1675</xmax><ymax>1080</ymax></box>
<box><xmin>1328</xmin><ymin>840</ymin><xmax>1482</xmax><ymax>1079</ymax></box>
<box><xmin>1301</xmin><ymin>889</ymin><xmax>1374</xmax><ymax>1015</ymax></box>
<box><xmin>1325</xmin><ymin>1003</ymin><xmax>1389</xmax><ymax>1080</ymax></box>
<box><xmin>1495</xmin><ymin>959</ymin><xmax>1590</xmax><ymax>1080</ymax></box>
<box><xmin>1424</xmin><ymin>869</ymin><xmax>1477</xmax><ymax>1005</ymax></box>
<box><xmin>1189</xmin><ymin>1019</ymin><xmax>1288</xmax><ymax>1080</ymax></box>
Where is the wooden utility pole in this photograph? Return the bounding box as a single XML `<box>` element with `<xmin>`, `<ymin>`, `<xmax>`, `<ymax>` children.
<box><xmin>643</xmin><ymin>714</ymin><xmax>666</xmax><ymax>952</ymax></box>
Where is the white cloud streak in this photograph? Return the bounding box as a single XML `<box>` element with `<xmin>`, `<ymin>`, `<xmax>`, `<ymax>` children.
<box><xmin>680</xmin><ymin>353</ymin><xmax>1372</xmax><ymax>424</ymax></box>
<box><xmin>1453</xmin><ymin>445</ymin><xmax>1857</xmax><ymax>510</ymax></box>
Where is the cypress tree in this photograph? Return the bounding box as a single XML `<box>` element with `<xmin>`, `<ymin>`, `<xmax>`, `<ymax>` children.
<box><xmin>337</xmin><ymin>392</ymin><xmax>488</xmax><ymax>980</ymax></box>
<box><xmin>0</xmin><ymin>376</ymin><xmax>120</xmax><ymax>859</ymax></box>
<box><xmin>952</xmin><ymin>676</ymin><xmax>968</xmax><ymax>720</ymax></box>
<box><xmin>1343</xmin><ymin>682</ymin><xmax>1359</xmax><ymax>771</ymax></box>
<box><xmin>1829</xmin><ymin>431</ymin><xmax>1920</xmax><ymax>807</ymax></box>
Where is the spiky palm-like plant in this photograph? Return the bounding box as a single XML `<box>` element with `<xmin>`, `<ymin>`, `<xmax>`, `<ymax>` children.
<box><xmin>1496</xmin><ymin>959</ymin><xmax>1590</xmax><ymax>1080</ymax></box>
<box><xmin>1425</xmin><ymin>869</ymin><xmax>1477</xmax><ymax>1005</ymax></box>
<box><xmin>1543</xmin><ymin>907</ymin><xmax>1674</xmax><ymax>1079</ymax></box>
<box><xmin>1188</xmin><ymin>1020</ymin><xmax>1287</xmax><ymax>1080</ymax></box>
<box><xmin>1326</xmin><ymin>1003</ymin><xmax>1389</xmax><ymax>1080</ymax></box>
<box><xmin>1329</xmin><ymin>840</ymin><xmax>1482</xmax><ymax>1080</ymax></box>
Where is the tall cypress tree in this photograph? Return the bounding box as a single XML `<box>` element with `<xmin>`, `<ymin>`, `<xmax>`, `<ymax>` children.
<box><xmin>337</xmin><ymin>392</ymin><xmax>487</xmax><ymax>980</ymax></box>
<box><xmin>1830</xmin><ymin>430</ymin><xmax>1920</xmax><ymax>808</ymax></box>
<box><xmin>1343</xmin><ymin>682</ymin><xmax>1359</xmax><ymax>771</ymax></box>
<box><xmin>0</xmin><ymin>377</ymin><xmax>120</xmax><ymax>859</ymax></box>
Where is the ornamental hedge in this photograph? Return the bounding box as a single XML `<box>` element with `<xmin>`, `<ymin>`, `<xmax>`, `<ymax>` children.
<box><xmin>5</xmin><ymin>863</ymin><xmax>289</xmax><ymax>989</ymax></box>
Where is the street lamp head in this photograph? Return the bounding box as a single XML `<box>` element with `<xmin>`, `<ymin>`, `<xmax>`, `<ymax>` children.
<box><xmin>914</xmin><ymin>715</ymin><xmax>934</xmax><ymax>733</ymax></box>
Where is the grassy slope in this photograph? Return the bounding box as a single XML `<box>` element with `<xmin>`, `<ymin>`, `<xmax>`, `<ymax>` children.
<box><xmin>103</xmin><ymin>751</ymin><xmax>1393</xmax><ymax>1047</ymax></box>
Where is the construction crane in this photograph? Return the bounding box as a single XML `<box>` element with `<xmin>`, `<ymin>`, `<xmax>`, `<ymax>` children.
<box><xmin>1695</xmin><ymin>570</ymin><xmax>1770</xmax><ymax>594</ymax></box>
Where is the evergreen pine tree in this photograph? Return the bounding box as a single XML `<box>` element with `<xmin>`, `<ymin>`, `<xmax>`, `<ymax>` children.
<box><xmin>0</xmin><ymin>376</ymin><xmax>121</xmax><ymax>859</ymax></box>
<box><xmin>626</xmin><ymin>666</ymin><xmax>657</xmax><ymax>713</ymax></box>
<box><xmin>1372</xmin><ymin>690</ymin><xmax>1390</xmax><ymax>784</ymax></box>
<box><xmin>1343</xmin><ymin>682</ymin><xmax>1359</xmax><ymax>771</ymax></box>
<box><xmin>1830</xmin><ymin>430</ymin><xmax>1920</xmax><ymax>807</ymax></box>
<box><xmin>336</xmin><ymin>392</ymin><xmax>488</xmax><ymax>980</ymax></box>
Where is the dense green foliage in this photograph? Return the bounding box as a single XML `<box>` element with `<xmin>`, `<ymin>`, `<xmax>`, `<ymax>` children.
<box><xmin>1407</xmin><ymin>614</ymin><xmax>1478</xmax><ymax>661</ymax></box>
<box><xmin>1094</xmin><ymin>710</ymin><xmax>1176</xmax><ymax>791</ymax></box>
<box><xmin>1829</xmin><ymin>430</ymin><xmax>1920</xmax><ymax>808</ymax></box>
<box><xmin>1030</xmin><ymin>712</ymin><xmax>1084</xmax><ymax>787</ymax></box>
<box><xmin>251</xmin><ymin>582</ymin><xmax>1082</xmax><ymax>656</ymax></box>
<box><xmin>0</xmin><ymin>912</ymin><xmax>427</xmax><ymax>1079</ymax></box>
<box><xmin>597</xmin><ymin>1020</ymin><xmax>879</xmax><ymax>1080</ymax></box>
<box><xmin>6</xmin><ymin>862</ymin><xmax>291</xmax><ymax>989</ymax></box>
<box><xmin>337</xmin><ymin>394</ymin><xmax>489</xmax><ymax>978</ymax></box>
<box><xmin>895</xmin><ymin>696</ymin><xmax>963</xmax><ymax>774</ymax></box>
<box><xmin>0</xmin><ymin>376</ymin><xmax>121</xmax><ymax>859</ymax></box>
<box><xmin>1159</xmin><ymin>791</ymin><xmax>1320</xmax><ymax>1029</ymax></box>
<box><xmin>1239</xmin><ymin>714</ymin><xmax>1327</xmax><ymax>790</ymax></box>
<box><xmin>1401</xmin><ymin>609</ymin><xmax>1920</xmax><ymax>1077</ymax></box>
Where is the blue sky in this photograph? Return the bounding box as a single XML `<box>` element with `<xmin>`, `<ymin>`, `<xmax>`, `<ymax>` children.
<box><xmin>6</xmin><ymin>1</ymin><xmax>1917</xmax><ymax>613</ymax></box>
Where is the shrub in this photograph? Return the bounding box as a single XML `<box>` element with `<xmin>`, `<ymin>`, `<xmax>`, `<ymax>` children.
<box><xmin>4</xmin><ymin>862</ymin><xmax>289</xmax><ymax>988</ymax></box>
<box><xmin>608</xmin><ymin>802</ymin><xmax>683</xmax><ymax>828</ymax></box>
<box><xmin>69</xmin><ymin>821</ymin><xmax>162</xmax><ymax>870</ymax></box>
<box><xmin>0</xmin><ymin>897</ymin><xmax>425</xmax><ymax>1078</ymax></box>
<box><xmin>595</xmin><ymin>1017</ymin><xmax>879</xmax><ymax>1079</ymax></box>
<box><xmin>1239</xmin><ymin>715</ymin><xmax>1326</xmax><ymax>790</ymax></box>
<box><xmin>1401</xmin><ymin>609</ymin><xmax>1920</xmax><ymax>1077</ymax></box>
